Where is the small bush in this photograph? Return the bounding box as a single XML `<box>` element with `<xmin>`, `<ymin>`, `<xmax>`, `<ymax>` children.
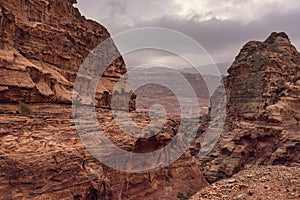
<box><xmin>18</xmin><ymin>102</ymin><xmax>32</xmax><ymax>115</ymax></box>
<box><xmin>177</xmin><ymin>189</ymin><xmax>198</xmax><ymax>200</ymax></box>
<box><xmin>186</xmin><ymin>189</ymin><xmax>197</xmax><ymax>197</ymax></box>
<box><xmin>111</xmin><ymin>114</ymin><xmax>117</xmax><ymax>120</ymax></box>
<box><xmin>84</xmin><ymin>159</ymin><xmax>89</xmax><ymax>166</ymax></box>
<box><xmin>177</xmin><ymin>192</ymin><xmax>189</xmax><ymax>200</ymax></box>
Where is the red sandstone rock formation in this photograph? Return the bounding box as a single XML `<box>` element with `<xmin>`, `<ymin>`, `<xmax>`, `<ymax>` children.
<box><xmin>0</xmin><ymin>0</ymin><xmax>208</xmax><ymax>199</ymax></box>
<box><xmin>0</xmin><ymin>104</ymin><xmax>208</xmax><ymax>199</ymax></box>
<box><xmin>0</xmin><ymin>0</ymin><xmax>135</xmax><ymax>110</ymax></box>
<box><xmin>199</xmin><ymin>32</ymin><xmax>300</xmax><ymax>183</ymax></box>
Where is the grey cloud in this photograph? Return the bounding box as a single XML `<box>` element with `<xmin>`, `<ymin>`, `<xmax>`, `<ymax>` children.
<box><xmin>133</xmin><ymin>9</ymin><xmax>300</xmax><ymax>62</ymax></box>
<box><xmin>76</xmin><ymin>0</ymin><xmax>300</xmax><ymax>64</ymax></box>
<box><xmin>76</xmin><ymin>0</ymin><xmax>183</xmax><ymax>33</ymax></box>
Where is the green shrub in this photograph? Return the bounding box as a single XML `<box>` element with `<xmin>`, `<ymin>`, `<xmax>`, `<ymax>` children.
<box><xmin>0</xmin><ymin>110</ymin><xmax>4</xmax><ymax>115</ymax></box>
<box><xmin>177</xmin><ymin>192</ymin><xmax>189</xmax><ymax>200</ymax></box>
<box><xmin>84</xmin><ymin>159</ymin><xmax>89</xmax><ymax>166</ymax></box>
<box><xmin>186</xmin><ymin>188</ymin><xmax>197</xmax><ymax>197</ymax></box>
<box><xmin>177</xmin><ymin>189</ymin><xmax>198</xmax><ymax>200</ymax></box>
<box><xmin>111</xmin><ymin>114</ymin><xmax>117</xmax><ymax>120</ymax></box>
<box><xmin>18</xmin><ymin>102</ymin><xmax>32</xmax><ymax>115</ymax></box>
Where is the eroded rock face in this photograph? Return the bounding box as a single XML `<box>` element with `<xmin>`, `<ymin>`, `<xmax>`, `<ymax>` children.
<box><xmin>199</xmin><ymin>32</ymin><xmax>300</xmax><ymax>183</ymax></box>
<box><xmin>0</xmin><ymin>0</ymin><xmax>135</xmax><ymax>110</ymax></box>
<box><xmin>226</xmin><ymin>32</ymin><xmax>300</xmax><ymax>123</ymax></box>
<box><xmin>0</xmin><ymin>0</ymin><xmax>208</xmax><ymax>198</ymax></box>
<box><xmin>0</xmin><ymin>104</ymin><xmax>208</xmax><ymax>199</ymax></box>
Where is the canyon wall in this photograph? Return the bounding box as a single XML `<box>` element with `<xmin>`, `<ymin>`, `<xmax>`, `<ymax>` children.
<box><xmin>0</xmin><ymin>0</ymin><xmax>208</xmax><ymax>199</ymax></box>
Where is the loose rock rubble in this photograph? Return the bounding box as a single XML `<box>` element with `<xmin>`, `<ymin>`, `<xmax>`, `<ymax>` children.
<box><xmin>191</xmin><ymin>166</ymin><xmax>300</xmax><ymax>200</ymax></box>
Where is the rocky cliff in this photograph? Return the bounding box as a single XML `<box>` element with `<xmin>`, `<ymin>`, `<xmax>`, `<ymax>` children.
<box><xmin>0</xmin><ymin>0</ymin><xmax>208</xmax><ymax>199</ymax></box>
<box><xmin>0</xmin><ymin>0</ymin><xmax>135</xmax><ymax>109</ymax></box>
<box><xmin>199</xmin><ymin>32</ymin><xmax>300</xmax><ymax>183</ymax></box>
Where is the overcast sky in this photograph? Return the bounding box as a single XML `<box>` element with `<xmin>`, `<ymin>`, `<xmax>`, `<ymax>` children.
<box><xmin>75</xmin><ymin>0</ymin><xmax>300</xmax><ymax>70</ymax></box>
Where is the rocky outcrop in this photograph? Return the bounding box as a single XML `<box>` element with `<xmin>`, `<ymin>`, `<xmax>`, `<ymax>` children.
<box><xmin>226</xmin><ymin>32</ymin><xmax>300</xmax><ymax>123</ymax></box>
<box><xmin>0</xmin><ymin>0</ymin><xmax>135</xmax><ymax>109</ymax></box>
<box><xmin>0</xmin><ymin>104</ymin><xmax>208</xmax><ymax>199</ymax></box>
<box><xmin>199</xmin><ymin>32</ymin><xmax>300</xmax><ymax>183</ymax></box>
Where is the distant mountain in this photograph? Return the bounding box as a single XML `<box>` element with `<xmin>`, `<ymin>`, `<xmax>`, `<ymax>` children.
<box><xmin>181</xmin><ymin>62</ymin><xmax>231</xmax><ymax>76</ymax></box>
